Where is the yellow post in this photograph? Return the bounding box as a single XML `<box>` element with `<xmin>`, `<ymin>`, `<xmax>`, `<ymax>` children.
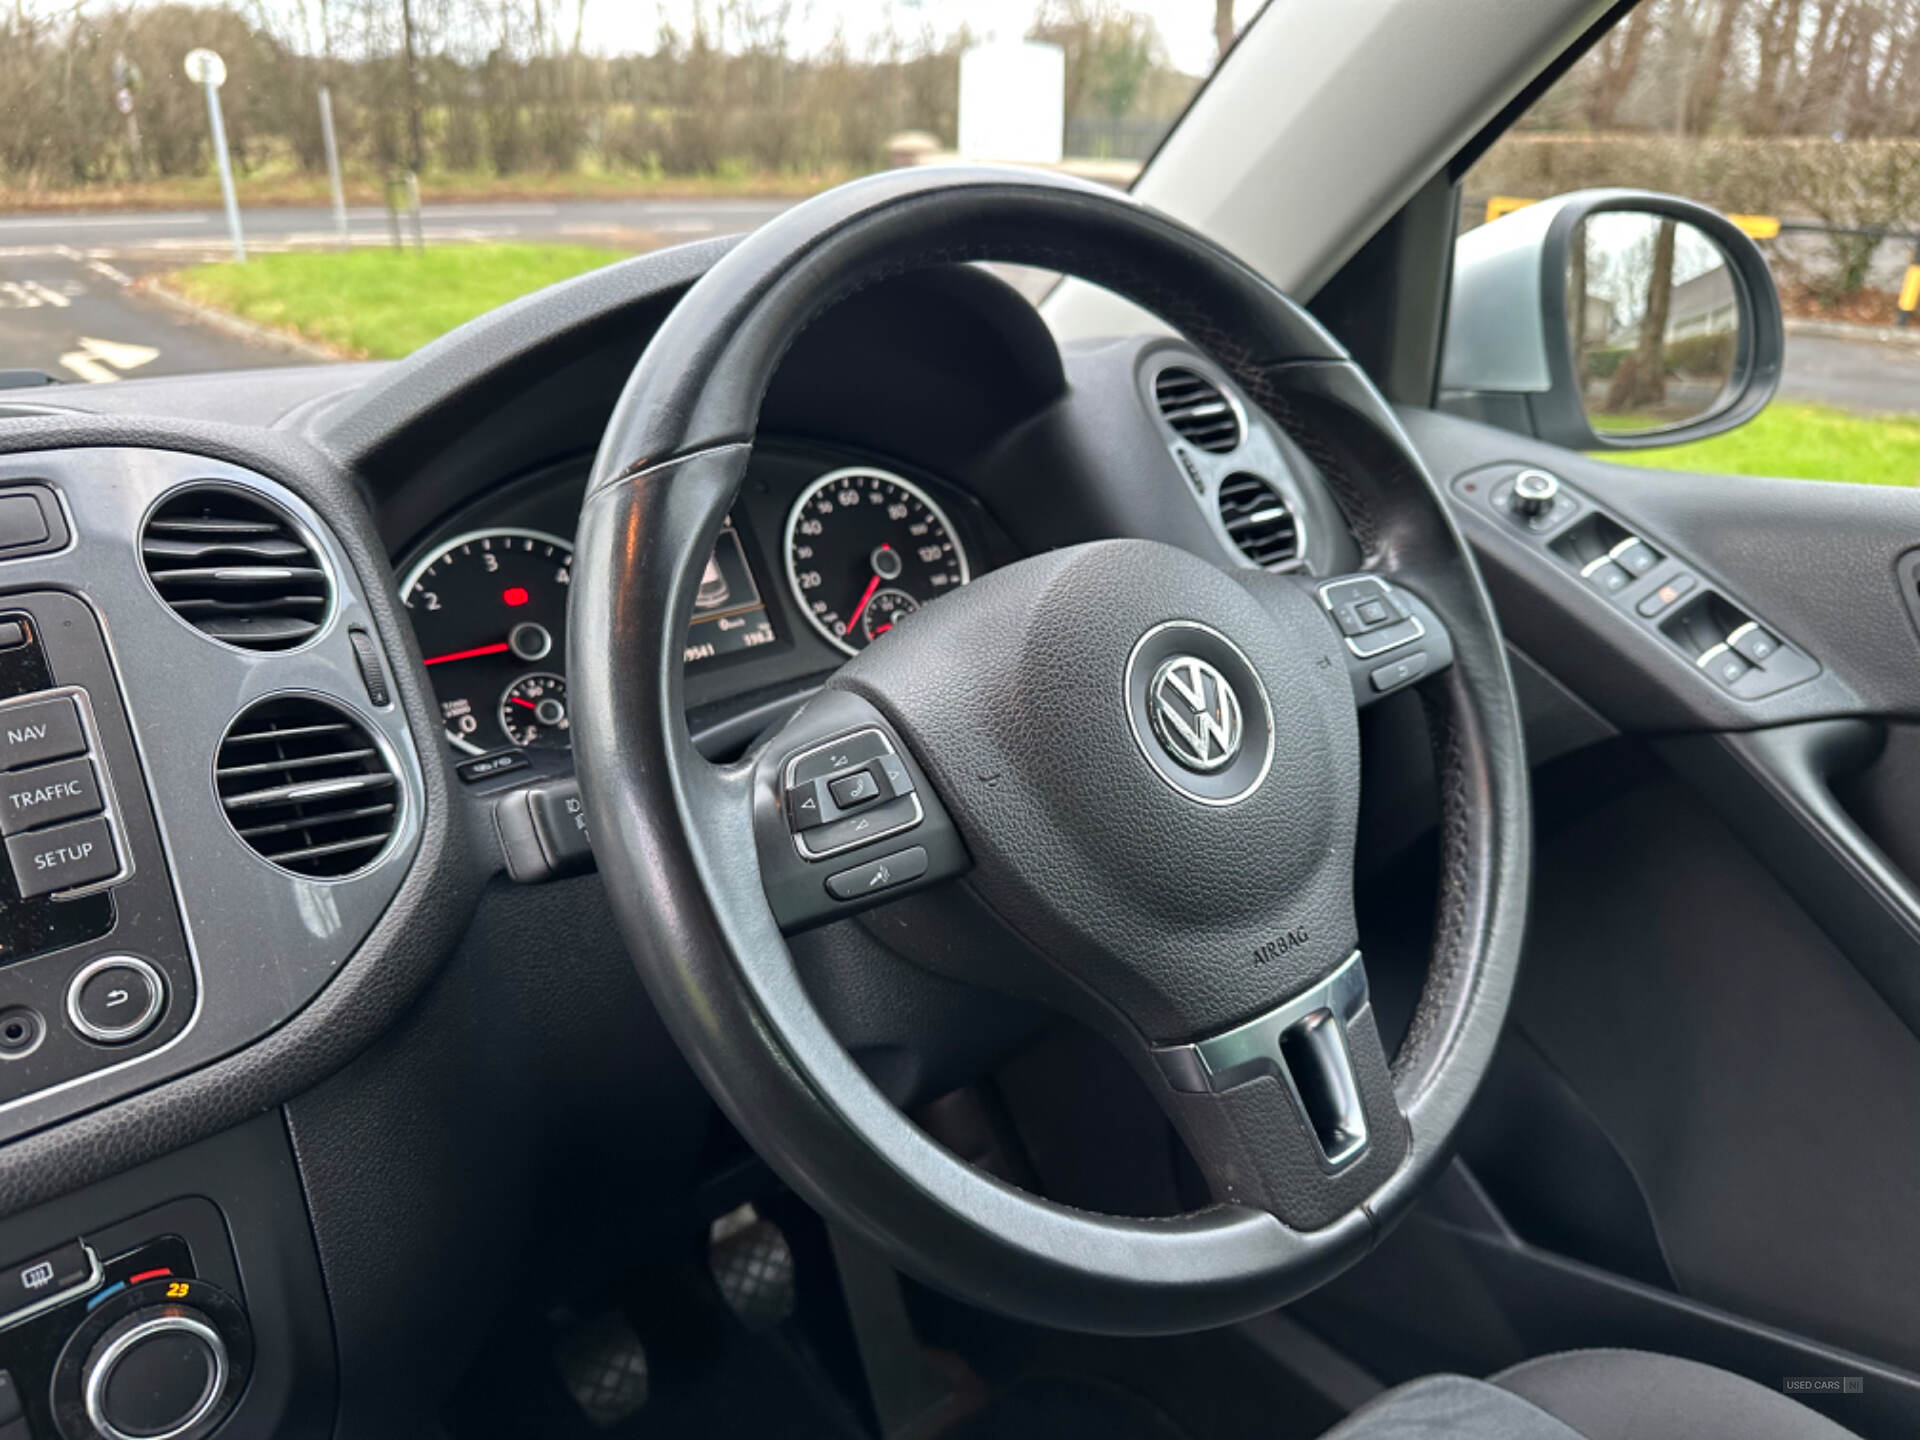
<box><xmin>1484</xmin><ymin>195</ymin><xmax>1535</xmax><ymax>223</ymax></box>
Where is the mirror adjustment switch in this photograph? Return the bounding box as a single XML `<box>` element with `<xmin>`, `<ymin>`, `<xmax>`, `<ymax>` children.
<box><xmin>0</xmin><ymin>695</ymin><xmax>85</xmax><ymax>772</ymax></box>
<box><xmin>1728</xmin><ymin>621</ymin><xmax>1779</xmax><ymax>664</ymax></box>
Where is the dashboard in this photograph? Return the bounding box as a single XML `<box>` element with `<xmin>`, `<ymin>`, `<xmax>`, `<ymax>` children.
<box><xmin>393</xmin><ymin>442</ymin><xmax>1025</xmax><ymax>767</ymax></box>
<box><xmin>0</xmin><ymin>226</ymin><xmax>1871</xmax><ymax>1440</ymax></box>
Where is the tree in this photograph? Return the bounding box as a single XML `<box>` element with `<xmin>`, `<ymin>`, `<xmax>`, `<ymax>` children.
<box><xmin>1683</xmin><ymin>0</ymin><xmax>1748</xmax><ymax>133</ymax></box>
<box><xmin>1606</xmin><ymin>218</ymin><xmax>1677</xmax><ymax>412</ymax></box>
<box><xmin>1214</xmin><ymin>0</ymin><xmax>1234</xmax><ymax>61</ymax></box>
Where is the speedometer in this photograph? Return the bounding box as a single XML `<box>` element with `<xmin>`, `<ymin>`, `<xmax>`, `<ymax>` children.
<box><xmin>784</xmin><ymin>467</ymin><xmax>970</xmax><ymax>656</ymax></box>
<box><xmin>399</xmin><ymin>528</ymin><xmax>573</xmax><ymax>755</ymax></box>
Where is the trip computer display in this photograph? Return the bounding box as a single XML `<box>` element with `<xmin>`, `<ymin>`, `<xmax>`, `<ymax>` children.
<box><xmin>685</xmin><ymin>519</ymin><xmax>777</xmax><ymax>665</ymax></box>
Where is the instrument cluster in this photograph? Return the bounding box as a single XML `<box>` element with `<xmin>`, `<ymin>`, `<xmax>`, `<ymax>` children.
<box><xmin>397</xmin><ymin>450</ymin><xmax>988</xmax><ymax>759</ymax></box>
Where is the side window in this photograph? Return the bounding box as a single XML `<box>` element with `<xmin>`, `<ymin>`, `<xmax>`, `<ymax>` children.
<box><xmin>1458</xmin><ymin>0</ymin><xmax>1920</xmax><ymax>487</ymax></box>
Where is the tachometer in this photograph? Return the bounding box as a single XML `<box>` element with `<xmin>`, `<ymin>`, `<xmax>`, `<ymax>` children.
<box><xmin>784</xmin><ymin>467</ymin><xmax>970</xmax><ymax>656</ymax></box>
<box><xmin>399</xmin><ymin>528</ymin><xmax>572</xmax><ymax>754</ymax></box>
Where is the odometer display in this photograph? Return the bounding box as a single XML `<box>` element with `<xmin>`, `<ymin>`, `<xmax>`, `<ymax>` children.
<box><xmin>784</xmin><ymin>468</ymin><xmax>970</xmax><ymax>656</ymax></box>
<box><xmin>400</xmin><ymin>528</ymin><xmax>573</xmax><ymax>754</ymax></box>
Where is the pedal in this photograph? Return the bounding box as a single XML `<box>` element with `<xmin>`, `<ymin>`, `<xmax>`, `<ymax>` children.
<box><xmin>708</xmin><ymin>1202</ymin><xmax>797</xmax><ymax>1331</ymax></box>
<box><xmin>552</xmin><ymin>1307</ymin><xmax>650</xmax><ymax>1428</ymax></box>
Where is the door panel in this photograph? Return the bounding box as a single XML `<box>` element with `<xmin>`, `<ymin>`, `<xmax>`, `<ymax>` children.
<box><xmin>1360</xmin><ymin>405</ymin><xmax>1920</xmax><ymax>1399</ymax></box>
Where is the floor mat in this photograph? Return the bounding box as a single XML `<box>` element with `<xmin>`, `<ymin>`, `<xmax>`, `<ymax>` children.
<box><xmin>942</xmin><ymin>1374</ymin><xmax>1193</xmax><ymax>1440</ymax></box>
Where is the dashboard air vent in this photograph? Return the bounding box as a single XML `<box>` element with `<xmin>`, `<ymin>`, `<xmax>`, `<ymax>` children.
<box><xmin>216</xmin><ymin>698</ymin><xmax>398</xmax><ymax>877</ymax></box>
<box><xmin>143</xmin><ymin>488</ymin><xmax>329</xmax><ymax>651</ymax></box>
<box><xmin>1153</xmin><ymin>366</ymin><xmax>1241</xmax><ymax>453</ymax></box>
<box><xmin>1217</xmin><ymin>473</ymin><xmax>1301</xmax><ymax>569</ymax></box>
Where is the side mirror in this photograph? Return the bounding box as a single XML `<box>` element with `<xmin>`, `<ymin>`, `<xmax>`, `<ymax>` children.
<box><xmin>1439</xmin><ymin>189</ymin><xmax>1784</xmax><ymax>451</ymax></box>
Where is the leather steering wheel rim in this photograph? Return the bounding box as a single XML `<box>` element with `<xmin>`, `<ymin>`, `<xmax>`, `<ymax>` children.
<box><xmin>570</xmin><ymin>166</ymin><xmax>1531</xmax><ymax>1335</ymax></box>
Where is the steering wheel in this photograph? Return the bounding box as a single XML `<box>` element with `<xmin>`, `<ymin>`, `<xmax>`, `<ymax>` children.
<box><xmin>570</xmin><ymin>167</ymin><xmax>1530</xmax><ymax>1335</ymax></box>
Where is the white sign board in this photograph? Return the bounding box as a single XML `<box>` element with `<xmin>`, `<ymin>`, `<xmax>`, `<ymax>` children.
<box><xmin>957</xmin><ymin>43</ymin><xmax>1065</xmax><ymax>165</ymax></box>
<box><xmin>183</xmin><ymin>48</ymin><xmax>226</xmax><ymax>88</ymax></box>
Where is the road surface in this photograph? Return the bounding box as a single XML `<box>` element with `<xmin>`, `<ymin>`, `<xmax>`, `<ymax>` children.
<box><xmin>1778</xmin><ymin>331</ymin><xmax>1920</xmax><ymax>416</ymax></box>
<box><xmin>0</xmin><ymin>197</ymin><xmax>795</xmax><ymax>383</ymax></box>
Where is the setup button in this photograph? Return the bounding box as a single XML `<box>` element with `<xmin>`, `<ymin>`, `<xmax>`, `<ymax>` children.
<box><xmin>7</xmin><ymin>815</ymin><xmax>117</xmax><ymax>897</ymax></box>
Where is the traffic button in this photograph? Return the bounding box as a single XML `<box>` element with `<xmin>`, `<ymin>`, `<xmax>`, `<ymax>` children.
<box><xmin>0</xmin><ymin>756</ymin><xmax>101</xmax><ymax>836</ymax></box>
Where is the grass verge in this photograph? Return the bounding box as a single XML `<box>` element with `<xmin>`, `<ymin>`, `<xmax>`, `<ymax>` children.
<box><xmin>1598</xmin><ymin>400</ymin><xmax>1920</xmax><ymax>487</ymax></box>
<box><xmin>165</xmin><ymin>244</ymin><xmax>629</xmax><ymax>359</ymax></box>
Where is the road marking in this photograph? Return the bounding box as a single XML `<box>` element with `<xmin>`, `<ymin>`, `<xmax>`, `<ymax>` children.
<box><xmin>57</xmin><ymin>336</ymin><xmax>159</xmax><ymax>384</ymax></box>
<box><xmin>85</xmin><ymin>259</ymin><xmax>131</xmax><ymax>286</ymax></box>
<box><xmin>0</xmin><ymin>214</ymin><xmax>210</xmax><ymax>232</ymax></box>
<box><xmin>0</xmin><ymin>281</ymin><xmax>74</xmax><ymax>308</ymax></box>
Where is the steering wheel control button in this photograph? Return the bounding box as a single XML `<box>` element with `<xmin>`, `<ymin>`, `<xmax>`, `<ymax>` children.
<box><xmin>825</xmin><ymin>845</ymin><xmax>929</xmax><ymax>901</ymax></box>
<box><xmin>67</xmin><ymin>957</ymin><xmax>165</xmax><ymax>1045</ymax></box>
<box><xmin>8</xmin><ymin>815</ymin><xmax>119</xmax><ymax>898</ymax></box>
<box><xmin>1728</xmin><ymin>621</ymin><xmax>1779</xmax><ymax>664</ymax></box>
<box><xmin>1317</xmin><ymin>579</ymin><xmax>1425</xmax><ymax>659</ymax></box>
<box><xmin>802</xmin><ymin>795</ymin><xmax>922</xmax><ymax>860</ymax></box>
<box><xmin>782</xmin><ymin>728</ymin><xmax>924</xmax><ymax>859</ymax></box>
<box><xmin>0</xmin><ymin>1239</ymin><xmax>96</xmax><ymax>1323</ymax></box>
<box><xmin>84</xmin><ymin>1313</ymin><xmax>227</xmax><ymax>1440</ymax></box>
<box><xmin>787</xmin><ymin>729</ymin><xmax>888</xmax><ymax>786</ymax></box>
<box><xmin>0</xmin><ymin>756</ymin><xmax>102</xmax><ymax>836</ymax></box>
<box><xmin>0</xmin><ymin>694</ymin><xmax>85</xmax><ymax>772</ymax></box>
<box><xmin>1635</xmin><ymin>573</ymin><xmax>1697</xmax><ymax>617</ymax></box>
<box><xmin>1369</xmin><ymin>652</ymin><xmax>1430</xmax><ymax>693</ymax></box>
<box><xmin>827</xmin><ymin>769</ymin><xmax>882</xmax><ymax>809</ymax></box>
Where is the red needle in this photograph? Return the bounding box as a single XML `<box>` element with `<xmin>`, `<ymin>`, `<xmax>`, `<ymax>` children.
<box><xmin>511</xmin><ymin>696</ymin><xmax>540</xmax><ymax>710</ymax></box>
<box><xmin>845</xmin><ymin>574</ymin><xmax>882</xmax><ymax>633</ymax></box>
<box><xmin>423</xmin><ymin>641</ymin><xmax>510</xmax><ymax>666</ymax></box>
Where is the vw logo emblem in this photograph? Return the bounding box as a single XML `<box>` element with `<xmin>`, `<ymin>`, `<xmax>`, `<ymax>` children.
<box><xmin>1148</xmin><ymin>654</ymin><xmax>1244</xmax><ymax>772</ymax></box>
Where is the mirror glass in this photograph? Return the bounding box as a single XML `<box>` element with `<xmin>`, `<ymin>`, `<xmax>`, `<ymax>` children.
<box><xmin>1566</xmin><ymin>213</ymin><xmax>1742</xmax><ymax>436</ymax></box>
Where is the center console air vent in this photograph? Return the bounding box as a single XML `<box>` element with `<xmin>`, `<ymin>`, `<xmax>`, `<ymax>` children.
<box><xmin>1217</xmin><ymin>473</ymin><xmax>1300</xmax><ymax>568</ymax></box>
<box><xmin>216</xmin><ymin>697</ymin><xmax>398</xmax><ymax>877</ymax></box>
<box><xmin>1153</xmin><ymin>366</ymin><xmax>1242</xmax><ymax>452</ymax></box>
<box><xmin>142</xmin><ymin>488</ymin><xmax>330</xmax><ymax>650</ymax></box>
